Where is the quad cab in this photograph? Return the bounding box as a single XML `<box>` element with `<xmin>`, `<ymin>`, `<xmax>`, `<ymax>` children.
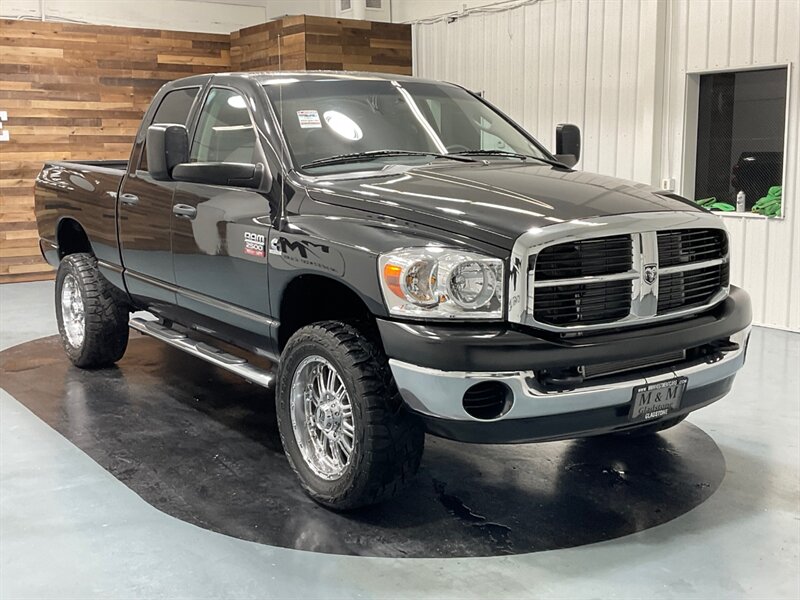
<box><xmin>35</xmin><ymin>72</ymin><xmax>752</xmax><ymax>509</ymax></box>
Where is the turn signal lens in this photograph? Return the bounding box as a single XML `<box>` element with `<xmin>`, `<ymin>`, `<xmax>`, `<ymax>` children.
<box><xmin>382</xmin><ymin>258</ymin><xmax>437</xmax><ymax>305</ymax></box>
<box><xmin>383</xmin><ymin>263</ymin><xmax>404</xmax><ymax>298</ymax></box>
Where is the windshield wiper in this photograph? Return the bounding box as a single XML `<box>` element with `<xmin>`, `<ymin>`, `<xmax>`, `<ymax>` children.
<box><xmin>451</xmin><ymin>150</ymin><xmax>568</xmax><ymax>168</ymax></box>
<box><xmin>301</xmin><ymin>150</ymin><xmax>478</xmax><ymax>169</ymax></box>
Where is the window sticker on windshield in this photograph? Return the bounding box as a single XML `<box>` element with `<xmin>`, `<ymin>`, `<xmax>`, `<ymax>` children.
<box><xmin>297</xmin><ymin>110</ymin><xmax>322</xmax><ymax>129</ymax></box>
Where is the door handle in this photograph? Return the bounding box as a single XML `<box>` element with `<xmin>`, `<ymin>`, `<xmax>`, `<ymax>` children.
<box><xmin>172</xmin><ymin>203</ymin><xmax>197</xmax><ymax>219</ymax></box>
<box><xmin>119</xmin><ymin>193</ymin><xmax>139</xmax><ymax>205</ymax></box>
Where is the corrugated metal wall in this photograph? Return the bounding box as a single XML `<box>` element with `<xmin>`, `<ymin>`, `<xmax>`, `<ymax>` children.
<box><xmin>414</xmin><ymin>0</ymin><xmax>665</xmax><ymax>181</ymax></box>
<box><xmin>413</xmin><ymin>0</ymin><xmax>800</xmax><ymax>331</ymax></box>
<box><xmin>659</xmin><ymin>0</ymin><xmax>799</xmax><ymax>330</ymax></box>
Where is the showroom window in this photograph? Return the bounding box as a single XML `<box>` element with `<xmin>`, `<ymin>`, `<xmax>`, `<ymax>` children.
<box><xmin>693</xmin><ymin>67</ymin><xmax>787</xmax><ymax>217</ymax></box>
<box><xmin>191</xmin><ymin>88</ymin><xmax>258</xmax><ymax>163</ymax></box>
<box><xmin>138</xmin><ymin>86</ymin><xmax>199</xmax><ymax>171</ymax></box>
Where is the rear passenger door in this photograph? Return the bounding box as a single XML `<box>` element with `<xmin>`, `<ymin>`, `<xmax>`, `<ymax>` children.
<box><xmin>170</xmin><ymin>86</ymin><xmax>273</xmax><ymax>338</ymax></box>
<box><xmin>118</xmin><ymin>86</ymin><xmax>200</xmax><ymax>307</ymax></box>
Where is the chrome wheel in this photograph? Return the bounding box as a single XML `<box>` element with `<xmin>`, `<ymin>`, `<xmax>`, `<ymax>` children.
<box><xmin>60</xmin><ymin>273</ymin><xmax>85</xmax><ymax>348</ymax></box>
<box><xmin>289</xmin><ymin>355</ymin><xmax>355</xmax><ymax>480</ymax></box>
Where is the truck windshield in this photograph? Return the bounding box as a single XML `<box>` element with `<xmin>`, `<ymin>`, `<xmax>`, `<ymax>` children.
<box><xmin>263</xmin><ymin>79</ymin><xmax>551</xmax><ymax>174</ymax></box>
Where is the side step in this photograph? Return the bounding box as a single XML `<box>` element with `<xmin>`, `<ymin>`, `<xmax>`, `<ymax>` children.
<box><xmin>129</xmin><ymin>317</ymin><xmax>275</xmax><ymax>388</ymax></box>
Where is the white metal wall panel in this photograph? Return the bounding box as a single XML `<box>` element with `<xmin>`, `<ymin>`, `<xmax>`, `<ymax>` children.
<box><xmin>413</xmin><ymin>0</ymin><xmax>800</xmax><ymax>330</ymax></box>
<box><xmin>414</xmin><ymin>0</ymin><xmax>662</xmax><ymax>181</ymax></box>
<box><xmin>0</xmin><ymin>0</ymin><xmax>270</xmax><ymax>33</ymax></box>
<box><xmin>660</xmin><ymin>0</ymin><xmax>800</xmax><ymax>330</ymax></box>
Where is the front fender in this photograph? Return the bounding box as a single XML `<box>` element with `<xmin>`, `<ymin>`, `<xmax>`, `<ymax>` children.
<box><xmin>268</xmin><ymin>210</ymin><xmax>511</xmax><ymax>320</ymax></box>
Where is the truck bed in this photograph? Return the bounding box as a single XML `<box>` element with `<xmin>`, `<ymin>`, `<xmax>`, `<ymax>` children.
<box><xmin>49</xmin><ymin>159</ymin><xmax>129</xmax><ymax>173</ymax></box>
<box><xmin>34</xmin><ymin>160</ymin><xmax>128</xmax><ymax>270</ymax></box>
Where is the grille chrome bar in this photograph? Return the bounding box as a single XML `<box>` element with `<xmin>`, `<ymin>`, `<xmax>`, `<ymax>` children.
<box><xmin>532</xmin><ymin>270</ymin><xmax>639</xmax><ymax>287</ymax></box>
<box><xmin>658</xmin><ymin>256</ymin><xmax>727</xmax><ymax>274</ymax></box>
<box><xmin>507</xmin><ymin>211</ymin><xmax>730</xmax><ymax>332</ymax></box>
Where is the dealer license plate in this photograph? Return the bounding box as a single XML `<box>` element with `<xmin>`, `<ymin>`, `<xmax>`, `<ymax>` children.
<box><xmin>629</xmin><ymin>377</ymin><xmax>687</xmax><ymax>422</ymax></box>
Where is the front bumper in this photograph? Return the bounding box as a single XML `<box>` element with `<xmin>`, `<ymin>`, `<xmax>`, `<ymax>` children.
<box><xmin>381</xmin><ymin>286</ymin><xmax>752</xmax><ymax>444</ymax></box>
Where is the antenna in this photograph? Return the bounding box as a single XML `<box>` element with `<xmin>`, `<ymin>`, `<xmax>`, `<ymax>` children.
<box><xmin>277</xmin><ymin>33</ymin><xmax>287</xmax><ymax>231</ymax></box>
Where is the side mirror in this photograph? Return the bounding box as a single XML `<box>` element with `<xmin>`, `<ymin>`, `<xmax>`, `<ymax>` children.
<box><xmin>555</xmin><ymin>123</ymin><xmax>581</xmax><ymax>168</ymax></box>
<box><xmin>171</xmin><ymin>162</ymin><xmax>265</xmax><ymax>189</ymax></box>
<box><xmin>146</xmin><ymin>124</ymin><xmax>188</xmax><ymax>180</ymax></box>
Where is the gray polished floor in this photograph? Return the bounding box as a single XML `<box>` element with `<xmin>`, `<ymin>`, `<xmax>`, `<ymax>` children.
<box><xmin>2</xmin><ymin>280</ymin><xmax>799</xmax><ymax>599</ymax></box>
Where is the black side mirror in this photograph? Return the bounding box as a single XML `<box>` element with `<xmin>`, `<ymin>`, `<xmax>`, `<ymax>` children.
<box><xmin>171</xmin><ymin>162</ymin><xmax>264</xmax><ymax>190</ymax></box>
<box><xmin>146</xmin><ymin>124</ymin><xmax>188</xmax><ymax>180</ymax></box>
<box><xmin>555</xmin><ymin>123</ymin><xmax>581</xmax><ymax>168</ymax></box>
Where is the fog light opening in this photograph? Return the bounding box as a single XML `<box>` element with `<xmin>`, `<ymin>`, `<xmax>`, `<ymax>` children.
<box><xmin>462</xmin><ymin>381</ymin><xmax>513</xmax><ymax>420</ymax></box>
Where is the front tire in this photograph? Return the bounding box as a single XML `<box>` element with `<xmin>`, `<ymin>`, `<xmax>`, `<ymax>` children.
<box><xmin>276</xmin><ymin>321</ymin><xmax>424</xmax><ymax>510</ymax></box>
<box><xmin>55</xmin><ymin>253</ymin><xmax>130</xmax><ymax>368</ymax></box>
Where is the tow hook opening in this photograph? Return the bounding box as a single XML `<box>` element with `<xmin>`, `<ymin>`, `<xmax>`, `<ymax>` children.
<box><xmin>706</xmin><ymin>337</ymin><xmax>741</xmax><ymax>353</ymax></box>
<box><xmin>462</xmin><ymin>381</ymin><xmax>513</xmax><ymax>420</ymax></box>
<box><xmin>537</xmin><ymin>367</ymin><xmax>584</xmax><ymax>390</ymax></box>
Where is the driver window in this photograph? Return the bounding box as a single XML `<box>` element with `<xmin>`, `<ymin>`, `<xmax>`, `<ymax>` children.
<box><xmin>191</xmin><ymin>88</ymin><xmax>258</xmax><ymax>163</ymax></box>
<box><xmin>424</xmin><ymin>98</ymin><xmax>443</xmax><ymax>132</ymax></box>
<box><xmin>425</xmin><ymin>97</ymin><xmax>506</xmax><ymax>151</ymax></box>
<box><xmin>423</xmin><ymin>97</ymin><xmax>474</xmax><ymax>149</ymax></box>
<box><xmin>422</xmin><ymin>90</ymin><xmax>539</xmax><ymax>156</ymax></box>
<box><xmin>478</xmin><ymin>117</ymin><xmax>510</xmax><ymax>152</ymax></box>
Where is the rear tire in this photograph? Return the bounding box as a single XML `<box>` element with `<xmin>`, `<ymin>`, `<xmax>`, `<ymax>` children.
<box><xmin>55</xmin><ymin>253</ymin><xmax>130</xmax><ymax>368</ymax></box>
<box><xmin>276</xmin><ymin>321</ymin><xmax>424</xmax><ymax>510</ymax></box>
<box><xmin>611</xmin><ymin>414</ymin><xmax>688</xmax><ymax>438</ymax></box>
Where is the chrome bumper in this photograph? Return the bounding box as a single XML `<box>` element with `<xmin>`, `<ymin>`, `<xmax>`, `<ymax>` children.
<box><xmin>390</xmin><ymin>327</ymin><xmax>750</xmax><ymax>423</ymax></box>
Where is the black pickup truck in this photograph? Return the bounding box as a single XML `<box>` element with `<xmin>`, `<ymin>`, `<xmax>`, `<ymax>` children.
<box><xmin>35</xmin><ymin>71</ymin><xmax>752</xmax><ymax>509</ymax></box>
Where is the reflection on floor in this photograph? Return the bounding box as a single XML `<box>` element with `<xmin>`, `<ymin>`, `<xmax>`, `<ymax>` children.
<box><xmin>0</xmin><ymin>336</ymin><xmax>726</xmax><ymax>558</ymax></box>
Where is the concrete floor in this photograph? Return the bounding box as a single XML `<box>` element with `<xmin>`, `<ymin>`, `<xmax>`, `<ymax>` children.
<box><xmin>1</xmin><ymin>280</ymin><xmax>799</xmax><ymax>599</ymax></box>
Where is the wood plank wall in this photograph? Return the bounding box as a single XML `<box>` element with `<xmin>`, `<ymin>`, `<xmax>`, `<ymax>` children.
<box><xmin>0</xmin><ymin>15</ymin><xmax>411</xmax><ymax>283</ymax></box>
<box><xmin>303</xmin><ymin>16</ymin><xmax>412</xmax><ymax>75</ymax></box>
<box><xmin>231</xmin><ymin>15</ymin><xmax>412</xmax><ymax>74</ymax></box>
<box><xmin>231</xmin><ymin>16</ymin><xmax>307</xmax><ymax>71</ymax></box>
<box><xmin>0</xmin><ymin>19</ymin><xmax>231</xmax><ymax>283</ymax></box>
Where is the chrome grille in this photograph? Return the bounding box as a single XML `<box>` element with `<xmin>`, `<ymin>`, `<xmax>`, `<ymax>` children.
<box><xmin>533</xmin><ymin>279</ymin><xmax>632</xmax><ymax>326</ymax></box>
<box><xmin>535</xmin><ymin>235</ymin><xmax>633</xmax><ymax>280</ymax></box>
<box><xmin>657</xmin><ymin>229</ymin><xmax>728</xmax><ymax>267</ymax></box>
<box><xmin>658</xmin><ymin>263</ymin><xmax>730</xmax><ymax>313</ymax></box>
<box><xmin>515</xmin><ymin>217</ymin><xmax>730</xmax><ymax>332</ymax></box>
<box><xmin>532</xmin><ymin>235</ymin><xmax>634</xmax><ymax>326</ymax></box>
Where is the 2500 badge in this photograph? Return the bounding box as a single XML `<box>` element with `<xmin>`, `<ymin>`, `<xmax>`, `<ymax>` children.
<box><xmin>244</xmin><ymin>232</ymin><xmax>266</xmax><ymax>257</ymax></box>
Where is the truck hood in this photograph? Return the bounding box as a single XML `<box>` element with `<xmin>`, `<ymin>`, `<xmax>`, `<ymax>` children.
<box><xmin>303</xmin><ymin>161</ymin><xmax>699</xmax><ymax>249</ymax></box>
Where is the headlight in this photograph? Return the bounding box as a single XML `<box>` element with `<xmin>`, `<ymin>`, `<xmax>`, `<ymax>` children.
<box><xmin>378</xmin><ymin>248</ymin><xmax>503</xmax><ymax>319</ymax></box>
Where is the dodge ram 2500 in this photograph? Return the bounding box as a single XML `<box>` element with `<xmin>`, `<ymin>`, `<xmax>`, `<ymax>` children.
<box><xmin>35</xmin><ymin>72</ymin><xmax>752</xmax><ymax>509</ymax></box>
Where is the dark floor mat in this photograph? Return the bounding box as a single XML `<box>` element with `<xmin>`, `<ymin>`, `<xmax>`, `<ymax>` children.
<box><xmin>0</xmin><ymin>334</ymin><xmax>726</xmax><ymax>558</ymax></box>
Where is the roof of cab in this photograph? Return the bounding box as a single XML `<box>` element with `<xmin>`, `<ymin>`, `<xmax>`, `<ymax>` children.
<box><xmin>229</xmin><ymin>70</ymin><xmax>431</xmax><ymax>84</ymax></box>
<box><xmin>167</xmin><ymin>70</ymin><xmax>443</xmax><ymax>88</ymax></box>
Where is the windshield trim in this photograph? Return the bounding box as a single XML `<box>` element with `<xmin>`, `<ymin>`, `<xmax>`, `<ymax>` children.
<box><xmin>458</xmin><ymin>86</ymin><xmax>557</xmax><ymax>162</ymax></box>
<box><xmin>391</xmin><ymin>81</ymin><xmax>449</xmax><ymax>154</ymax></box>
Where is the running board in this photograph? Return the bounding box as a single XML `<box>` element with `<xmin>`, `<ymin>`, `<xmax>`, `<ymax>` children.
<box><xmin>129</xmin><ymin>317</ymin><xmax>274</xmax><ymax>388</ymax></box>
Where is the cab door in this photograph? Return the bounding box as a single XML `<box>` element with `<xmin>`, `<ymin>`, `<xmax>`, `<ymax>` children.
<box><xmin>118</xmin><ymin>85</ymin><xmax>201</xmax><ymax>308</ymax></box>
<box><xmin>170</xmin><ymin>86</ymin><xmax>273</xmax><ymax>339</ymax></box>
